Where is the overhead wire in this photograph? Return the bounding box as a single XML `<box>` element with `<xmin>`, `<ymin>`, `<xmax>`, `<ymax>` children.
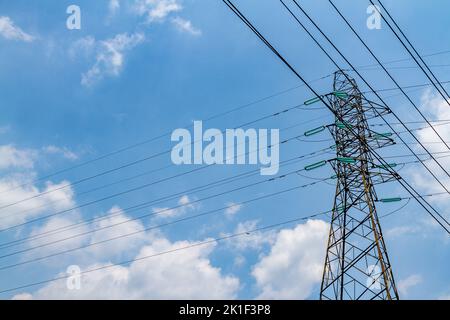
<box><xmin>0</xmin><ymin>146</ymin><xmax>331</xmax><ymax>250</ymax></box>
<box><xmin>0</xmin><ymin>175</ymin><xmax>334</xmax><ymax>270</ymax></box>
<box><xmin>222</xmin><ymin>0</ymin><xmax>450</xmax><ymax>233</ymax></box>
<box><xmin>286</xmin><ymin>0</ymin><xmax>450</xmax><ymax>208</ymax></box>
<box><xmin>326</xmin><ymin>0</ymin><xmax>450</xmax><ymax>178</ymax></box>
<box><xmin>281</xmin><ymin>0</ymin><xmax>450</xmax><ymax>229</ymax></box>
<box><xmin>0</xmin><ymin>208</ymin><xmax>332</xmax><ymax>295</ymax></box>
<box><xmin>372</xmin><ymin>0</ymin><xmax>450</xmax><ymax>109</ymax></box>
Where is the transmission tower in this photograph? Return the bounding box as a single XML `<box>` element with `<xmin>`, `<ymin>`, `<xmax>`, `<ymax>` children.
<box><xmin>319</xmin><ymin>71</ymin><xmax>399</xmax><ymax>300</ymax></box>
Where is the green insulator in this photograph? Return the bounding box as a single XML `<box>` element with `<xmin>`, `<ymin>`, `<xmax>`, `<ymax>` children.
<box><xmin>374</xmin><ymin>132</ymin><xmax>393</xmax><ymax>139</ymax></box>
<box><xmin>379</xmin><ymin>197</ymin><xmax>402</xmax><ymax>203</ymax></box>
<box><xmin>333</xmin><ymin>91</ymin><xmax>349</xmax><ymax>99</ymax></box>
<box><xmin>337</xmin><ymin>157</ymin><xmax>356</xmax><ymax>164</ymax></box>
<box><xmin>304</xmin><ymin>126</ymin><xmax>326</xmax><ymax>137</ymax></box>
<box><xmin>376</xmin><ymin>163</ymin><xmax>397</xmax><ymax>169</ymax></box>
<box><xmin>336</xmin><ymin>121</ymin><xmax>352</xmax><ymax>129</ymax></box>
<box><xmin>304</xmin><ymin>160</ymin><xmax>327</xmax><ymax>171</ymax></box>
<box><xmin>304</xmin><ymin>96</ymin><xmax>321</xmax><ymax>105</ymax></box>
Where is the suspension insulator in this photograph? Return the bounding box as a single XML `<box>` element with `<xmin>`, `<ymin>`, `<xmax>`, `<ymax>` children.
<box><xmin>305</xmin><ymin>160</ymin><xmax>327</xmax><ymax>171</ymax></box>
<box><xmin>304</xmin><ymin>126</ymin><xmax>326</xmax><ymax>137</ymax></box>
<box><xmin>336</xmin><ymin>157</ymin><xmax>356</xmax><ymax>164</ymax></box>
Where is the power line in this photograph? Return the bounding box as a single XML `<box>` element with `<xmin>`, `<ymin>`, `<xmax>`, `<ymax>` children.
<box><xmin>0</xmin><ymin>113</ymin><xmax>329</xmax><ymax>223</ymax></box>
<box><xmin>0</xmin><ymin>102</ymin><xmax>312</xmax><ymax>213</ymax></box>
<box><xmin>0</xmin><ymin>177</ymin><xmax>333</xmax><ymax>271</ymax></box>
<box><xmin>0</xmin><ymin>74</ymin><xmax>332</xmax><ymax>197</ymax></box>
<box><xmin>289</xmin><ymin>0</ymin><xmax>450</xmax><ymax>229</ymax></box>
<box><xmin>4</xmin><ymin>144</ymin><xmax>448</xmax><ymax>250</ymax></box>
<box><xmin>0</xmin><ymin>131</ymin><xmax>317</xmax><ymax>233</ymax></box>
<box><xmin>326</xmin><ymin>0</ymin><xmax>450</xmax><ymax>175</ymax></box>
<box><xmin>0</xmin><ymin>147</ymin><xmax>330</xmax><ymax>250</ymax></box>
<box><xmin>0</xmin><ymin>209</ymin><xmax>331</xmax><ymax>295</ymax></box>
<box><xmin>298</xmin><ymin>0</ymin><xmax>450</xmax><ymax>200</ymax></box>
<box><xmin>280</xmin><ymin>0</ymin><xmax>450</xmax><ymax>229</ymax></box>
<box><xmin>356</xmin><ymin>49</ymin><xmax>450</xmax><ymax>70</ymax></box>
<box><xmin>372</xmin><ymin>0</ymin><xmax>450</xmax><ymax>111</ymax></box>
<box><xmin>223</xmin><ymin>0</ymin><xmax>450</xmax><ymax>233</ymax></box>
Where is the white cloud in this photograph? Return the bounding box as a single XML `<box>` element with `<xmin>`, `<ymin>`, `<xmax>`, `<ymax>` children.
<box><xmin>69</xmin><ymin>36</ymin><xmax>96</xmax><ymax>59</ymax></box>
<box><xmin>252</xmin><ymin>219</ymin><xmax>329</xmax><ymax>299</ymax></box>
<box><xmin>133</xmin><ymin>0</ymin><xmax>182</xmax><ymax>23</ymax></box>
<box><xmin>0</xmin><ymin>179</ymin><xmax>76</xmax><ymax>229</ymax></box>
<box><xmin>225</xmin><ymin>220</ymin><xmax>275</xmax><ymax>251</ymax></box>
<box><xmin>15</xmin><ymin>234</ymin><xmax>239</xmax><ymax>299</ymax></box>
<box><xmin>0</xmin><ymin>143</ymin><xmax>82</xmax><ymax>228</ymax></box>
<box><xmin>225</xmin><ymin>202</ymin><xmax>242</xmax><ymax>218</ymax></box>
<box><xmin>172</xmin><ymin>17</ymin><xmax>201</xmax><ymax>36</ymax></box>
<box><xmin>409</xmin><ymin>90</ymin><xmax>450</xmax><ymax>200</ymax></box>
<box><xmin>23</xmin><ymin>206</ymin><xmax>152</xmax><ymax>264</ymax></box>
<box><xmin>86</xmin><ymin>206</ymin><xmax>150</xmax><ymax>259</ymax></box>
<box><xmin>12</xmin><ymin>293</ymin><xmax>33</xmax><ymax>300</ymax></box>
<box><xmin>0</xmin><ymin>145</ymin><xmax>36</xmax><ymax>170</ymax></box>
<box><xmin>24</xmin><ymin>214</ymin><xmax>89</xmax><ymax>260</ymax></box>
<box><xmin>385</xmin><ymin>225</ymin><xmax>421</xmax><ymax>239</ymax></box>
<box><xmin>151</xmin><ymin>195</ymin><xmax>196</xmax><ymax>219</ymax></box>
<box><xmin>398</xmin><ymin>274</ymin><xmax>422</xmax><ymax>296</ymax></box>
<box><xmin>0</xmin><ymin>16</ymin><xmax>34</xmax><ymax>42</ymax></box>
<box><xmin>81</xmin><ymin>32</ymin><xmax>145</xmax><ymax>86</ymax></box>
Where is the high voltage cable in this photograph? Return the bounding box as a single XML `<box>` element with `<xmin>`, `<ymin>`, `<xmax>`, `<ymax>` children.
<box><xmin>280</xmin><ymin>0</ymin><xmax>450</xmax><ymax>228</ymax></box>
<box><xmin>371</xmin><ymin>120</ymin><xmax>450</xmax><ymax>126</ymax></box>
<box><xmin>1</xmin><ymin>70</ymin><xmax>446</xmax><ymax>205</ymax></box>
<box><xmin>0</xmin><ymin>102</ymin><xmax>311</xmax><ymax>213</ymax></box>
<box><xmin>356</xmin><ymin>49</ymin><xmax>450</xmax><ymax>70</ymax></box>
<box><xmin>7</xmin><ymin>78</ymin><xmax>434</xmax><ymax>212</ymax></box>
<box><xmin>10</xmin><ymin>146</ymin><xmax>439</xmax><ymax>253</ymax></box>
<box><xmin>2</xmin><ymin>47</ymin><xmax>448</xmax><ymax>199</ymax></box>
<box><xmin>372</xmin><ymin>0</ymin><xmax>450</xmax><ymax>110</ymax></box>
<box><xmin>0</xmin><ymin>209</ymin><xmax>331</xmax><ymax>295</ymax></box>
<box><xmin>379</xmin><ymin>199</ymin><xmax>411</xmax><ymax>219</ymax></box>
<box><xmin>0</xmin><ymin>131</ymin><xmax>316</xmax><ymax>233</ymax></box>
<box><xmin>12</xmin><ymin>143</ymin><xmax>450</xmax><ymax>251</ymax></box>
<box><xmin>0</xmin><ymin>74</ymin><xmax>332</xmax><ymax>197</ymax></box>
<box><xmin>285</xmin><ymin>0</ymin><xmax>450</xmax><ymax>204</ymax></box>
<box><xmin>0</xmin><ymin>147</ymin><xmax>330</xmax><ymax>250</ymax></box>
<box><xmin>2</xmin><ymin>78</ymin><xmax>444</xmax><ymax>214</ymax></box>
<box><xmin>282</xmin><ymin>0</ymin><xmax>450</xmax><ymax>230</ymax></box>
<box><xmin>222</xmin><ymin>0</ymin><xmax>450</xmax><ymax>233</ymax></box>
<box><xmin>358</xmin><ymin>64</ymin><xmax>450</xmax><ymax>71</ymax></box>
<box><xmin>0</xmin><ymin>186</ymin><xmax>442</xmax><ymax>293</ymax></box>
<box><xmin>360</xmin><ymin>80</ymin><xmax>450</xmax><ymax>95</ymax></box>
<box><xmin>327</xmin><ymin>0</ymin><xmax>450</xmax><ymax>173</ymax></box>
<box><xmin>0</xmin><ymin>114</ymin><xmax>329</xmax><ymax>222</ymax></box>
<box><xmin>0</xmin><ymin>176</ymin><xmax>333</xmax><ymax>271</ymax></box>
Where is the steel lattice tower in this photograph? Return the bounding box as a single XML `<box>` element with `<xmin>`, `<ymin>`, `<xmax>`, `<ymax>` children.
<box><xmin>319</xmin><ymin>71</ymin><xmax>399</xmax><ymax>300</ymax></box>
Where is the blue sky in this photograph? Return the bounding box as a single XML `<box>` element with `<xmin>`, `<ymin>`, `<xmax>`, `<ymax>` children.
<box><xmin>0</xmin><ymin>0</ymin><xmax>449</xmax><ymax>299</ymax></box>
